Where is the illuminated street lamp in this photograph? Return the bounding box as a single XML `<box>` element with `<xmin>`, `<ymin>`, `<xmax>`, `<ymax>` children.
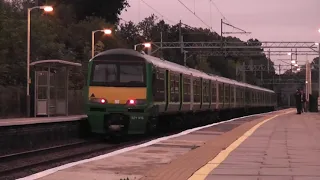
<box><xmin>294</xmin><ymin>64</ymin><xmax>298</xmax><ymax>67</ymax></box>
<box><xmin>92</xmin><ymin>29</ymin><xmax>112</xmax><ymax>58</ymax></box>
<box><xmin>26</xmin><ymin>5</ymin><xmax>53</xmax><ymax>117</ymax></box>
<box><xmin>287</xmin><ymin>52</ymin><xmax>292</xmax><ymax>56</ymax></box>
<box><xmin>134</xmin><ymin>42</ymin><xmax>152</xmax><ymax>51</ymax></box>
<box><xmin>297</xmin><ymin>68</ymin><xmax>301</xmax><ymax>71</ymax></box>
<box><xmin>315</xmin><ymin>42</ymin><xmax>319</xmax><ymax>46</ymax></box>
<box><xmin>291</xmin><ymin>60</ymin><xmax>296</xmax><ymax>64</ymax></box>
<box><xmin>133</xmin><ymin>43</ymin><xmax>152</xmax><ymax>55</ymax></box>
<box><xmin>43</xmin><ymin>6</ymin><xmax>53</xmax><ymax>12</ymax></box>
<box><xmin>143</xmin><ymin>43</ymin><xmax>151</xmax><ymax>48</ymax></box>
<box><xmin>103</xmin><ymin>29</ymin><xmax>112</xmax><ymax>35</ymax></box>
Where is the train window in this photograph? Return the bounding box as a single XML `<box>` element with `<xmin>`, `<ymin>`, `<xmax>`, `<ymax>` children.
<box><xmin>241</xmin><ymin>87</ymin><xmax>244</xmax><ymax>103</ymax></box>
<box><xmin>229</xmin><ymin>84</ymin><xmax>232</xmax><ymax>103</ymax></box>
<box><xmin>237</xmin><ymin>87</ymin><xmax>240</xmax><ymax>104</ymax></box>
<box><xmin>90</xmin><ymin>62</ymin><xmax>146</xmax><ymax>87</ymax></box>
<box><xmin>240</xmin><ymin>87</ymin><xmax>243</xmax><ymax>104</ymax></box>
<box><xmin>154</xmin><ymin>67</ymin><xmax>165</xmax><ymax>102</ymax></box>
<box><xmin>245</xmin><ymin>88</ymin><xmax>250</xmax><ymax>104</ymax></box>
<box><xmin>224</xmin><ymin>84</ymin><xmax>229</xmax><ymax>103</ymax></box>
<box><xmin>253</xmin><ymin>91</ymin><xmax>255</xmax><ymax>103</ymax></box>
<box><xmin>236</xmin><ymin>86</ymin><xmax>240</xmax><ymax>104</ymax></box>
<box><xmin>92</xmin><ymin>64</ymin><xmax>117</xmax><ymax>83</ymax></box>
<box><xmin>252</xmin><ymin>91</ymin><xmax>254</xmax><ymax>103</ymax></box>
<box><xmin>170</xmin><ymin>72</ymin><xmax>179</xmax><ymax>102</ymax></box>
<box><xmin>203</xmin><ymin>80</ymin><xmax>210</xmax><ymax>103</ymax></box>
<box><xmin>230</xmin><ymin>85</ymin><xmax>234</xmax><ymax>103</ymax></box>
<box><xmin>242</xmin><ymin>88</ymin><xmax>245</xmax><ymax>102</ymax></box>
<box><xmin>259</xmin><ymin>92</ymin><xmax>262</xmax><ymax>103</ymax></box>
<box><xmin>211</xmin><ymin>81</ymin><xmax>216</xmax><ymax>103</ymax></box>
<box><xmin>120</xmin><ymin>65</ymin><xmax>144</xmax><ymax>83</ymax></box>
<box><xmin>183</xmin><ymin>75</ymin><xmax>191</xmax><ymax>102</ymax></box>
<box><xmin>219</xmin><ymin>83</ymin><xmax>224</xmax><ymax>103</ymax></box>
<box><xmin>194</xmin><ymin>78</ymin><xmax>201</xmax><ymax>102</ymax></box>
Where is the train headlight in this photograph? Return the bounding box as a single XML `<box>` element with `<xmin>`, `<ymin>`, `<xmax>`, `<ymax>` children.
<box><xmin>126</xmin><ymin>99</ymin><xmax>146</xmax><ymax>106</ymax></box>
<box><xmin>100</xmin><ymin>98</ymin><xmax>106</xmax><ymax>104</ymax></box>
<box><xmin>128</xmin><ymin>99</ymin><xmax>135</xmax><ymax>105</ymax></box>
<box><xmin>90</xmin><ymin>98</ymin><xmax>108</xmax><ymax>104</ymax></box>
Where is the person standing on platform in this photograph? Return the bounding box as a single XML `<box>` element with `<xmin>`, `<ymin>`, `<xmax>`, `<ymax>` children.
<box><xmin>295</xmin><ymin>89</ymin><xmax>302</xmax><ymax>114</ymax></box>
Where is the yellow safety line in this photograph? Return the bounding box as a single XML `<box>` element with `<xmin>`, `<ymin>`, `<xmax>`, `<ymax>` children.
<box><xmin>188</xmin><ymin>109</ymin><xmax>294</xmax><ymax>180</ymax></box>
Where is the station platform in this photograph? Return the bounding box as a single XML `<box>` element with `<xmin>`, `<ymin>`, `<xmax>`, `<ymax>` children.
<box><xmin>0</xmin><ymin>115</ymin><xmax>86</xmax><ymax>127</ymax></box>
<box><xmin>19</xmin><ymin>109</ymin><xmax>320</xmax><ymax>180</ymax></box>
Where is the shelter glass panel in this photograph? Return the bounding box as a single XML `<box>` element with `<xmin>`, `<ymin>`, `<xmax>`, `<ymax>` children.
<box><xmin>37</xmin><ymin>71</ymin><xmax>48</xmax><ymax>86</ymax></box>
<box><xmin>37</xmin><ymin>86</ymin><xmax>47</xmax><ymax>99</ymax></box>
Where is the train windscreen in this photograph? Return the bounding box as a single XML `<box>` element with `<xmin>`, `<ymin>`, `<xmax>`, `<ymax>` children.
<box><xmin>90</xmin><ymin>62</ymin><xmax>146</xmax><ymax>87</ymax></box>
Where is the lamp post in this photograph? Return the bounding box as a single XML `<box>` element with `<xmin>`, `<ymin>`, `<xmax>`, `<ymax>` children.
<box><xmin>318</xmin><ymin>42</ymin><xmax>320</xmax><ymax>98</ymax></box>
<box><xmin>26</xmin><ymin>5</ymin><xmax>53</xmax><ymax>117</ymax></box>
<box><xmin>314</xmin><ymin>41</ymin><xmax>320</xmax><ymax>111</ymax></box>
<box><xmin>91</xmin><ymin>29</ymin><xmax>112</xmax><ymax>58</ymax></box>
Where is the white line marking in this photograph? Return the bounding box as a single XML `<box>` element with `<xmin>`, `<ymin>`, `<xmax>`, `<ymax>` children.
<box><xmin>17</xmin><ymin>110</ymin><xmax>279</xmax><ymax>180</ymax></box>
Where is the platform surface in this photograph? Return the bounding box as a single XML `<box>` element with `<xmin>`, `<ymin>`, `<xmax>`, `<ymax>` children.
<box><xmin>189</xmin><ymin>111</ymin><xmax>320</xmax><ymax>180</ymax></box>
<box><xmin>16</xmin><ymin>109</ymin><xmax>292</xmax><ymax>180</ymax></box>
<box><xmin>0</xmin><ymin>115</ymin><xmax>86</xmax><ymax>127</ymax></box>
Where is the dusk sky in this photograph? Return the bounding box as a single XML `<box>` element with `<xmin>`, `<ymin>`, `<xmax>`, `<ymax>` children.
<box><xmin>120</xmin><ymin>0</ymin><xmax>320</xmax><ymax>71</ymax></box>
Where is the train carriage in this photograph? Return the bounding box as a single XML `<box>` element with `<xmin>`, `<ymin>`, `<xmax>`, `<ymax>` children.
<box><xmin>86</xmin><ymin>48</ymin><xmax>276</xmax><ymax>137</ymax></box>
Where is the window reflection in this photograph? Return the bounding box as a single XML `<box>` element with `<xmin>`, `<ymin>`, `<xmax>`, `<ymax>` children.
<box><xmin>120</xmin><ymin>65</ymin><xmax>144</xmax><ymax>83</ymax></box>
<box><xmin>91</xmin><ymin>62</ymin><xmax>145</xmax><ymax>87</ymax></box>
<box><xmin>92</xmin><ymin>64</ymin><xmax>117</xmax><ymax>83</ymax></box>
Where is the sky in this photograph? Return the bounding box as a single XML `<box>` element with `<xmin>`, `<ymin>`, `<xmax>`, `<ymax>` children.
<box><xmin>120</xmin><ymin>0</ymin><xmax>320</xmax><ymax>72</ymax></box>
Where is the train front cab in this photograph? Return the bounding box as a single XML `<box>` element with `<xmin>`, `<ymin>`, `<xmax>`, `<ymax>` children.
<box><xmin>86</xmin><ymin>51</ymin><xmax>153</xmax><ymax>135</ymax></box>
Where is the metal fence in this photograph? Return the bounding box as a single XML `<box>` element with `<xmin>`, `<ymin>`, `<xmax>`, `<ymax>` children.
<box><xmin>0</xmin><ymin>86</ymin><xmax>85</xmax><ymax>119</ymax></box>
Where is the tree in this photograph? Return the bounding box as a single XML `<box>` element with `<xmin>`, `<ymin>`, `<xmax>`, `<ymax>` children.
<box><xmin>0</xmin><ymin>1</ymin><xmax>278</xmax><ymax>88</ymax></box>
<box><xmin>47</xmin><ymin>0</ymin><xmax>129</xmax><ymax>23</ymax></box>
<box><xmin>117</xmin><ymin>21</ymin><xmax>143</xmax><ymax>49</ymax></box>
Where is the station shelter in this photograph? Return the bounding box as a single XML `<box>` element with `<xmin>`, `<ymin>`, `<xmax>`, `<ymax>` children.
<box><xmin>30</xmin><ymin>60</ymin><xmax>82</xmax><ymax>117</ymax></box>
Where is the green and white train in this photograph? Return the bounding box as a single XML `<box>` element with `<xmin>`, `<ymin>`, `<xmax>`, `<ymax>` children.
<box><xmin>85</xmin><ymin>48</ymin><xmax>277</xmax><ymax>137</ymax></box>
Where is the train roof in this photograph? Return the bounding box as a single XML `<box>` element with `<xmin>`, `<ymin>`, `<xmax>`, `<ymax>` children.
<box><xmin>144</xmin><ymin>53</ymin><xmax>274</xmax><ymax>93</ymax></box>
<box><xmin>93</xmin><ymin>48</ymin><xmax>145</xmax><ymax>58</ymax></box>
<box><xmin>145</xmin><ymin>53</ymin><xmax>274</xmax><ymax>93</ymax></box>
<box><xmin>93</xmin><ymin>48</ymin><xmax>274</xmax><ymax>93</ymax></box>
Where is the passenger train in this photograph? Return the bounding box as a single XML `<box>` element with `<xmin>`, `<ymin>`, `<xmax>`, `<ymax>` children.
<box><xmin>85</xmin><ymin>48</ymin><xmax>276</xmax><ymax>137</ymax></box>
